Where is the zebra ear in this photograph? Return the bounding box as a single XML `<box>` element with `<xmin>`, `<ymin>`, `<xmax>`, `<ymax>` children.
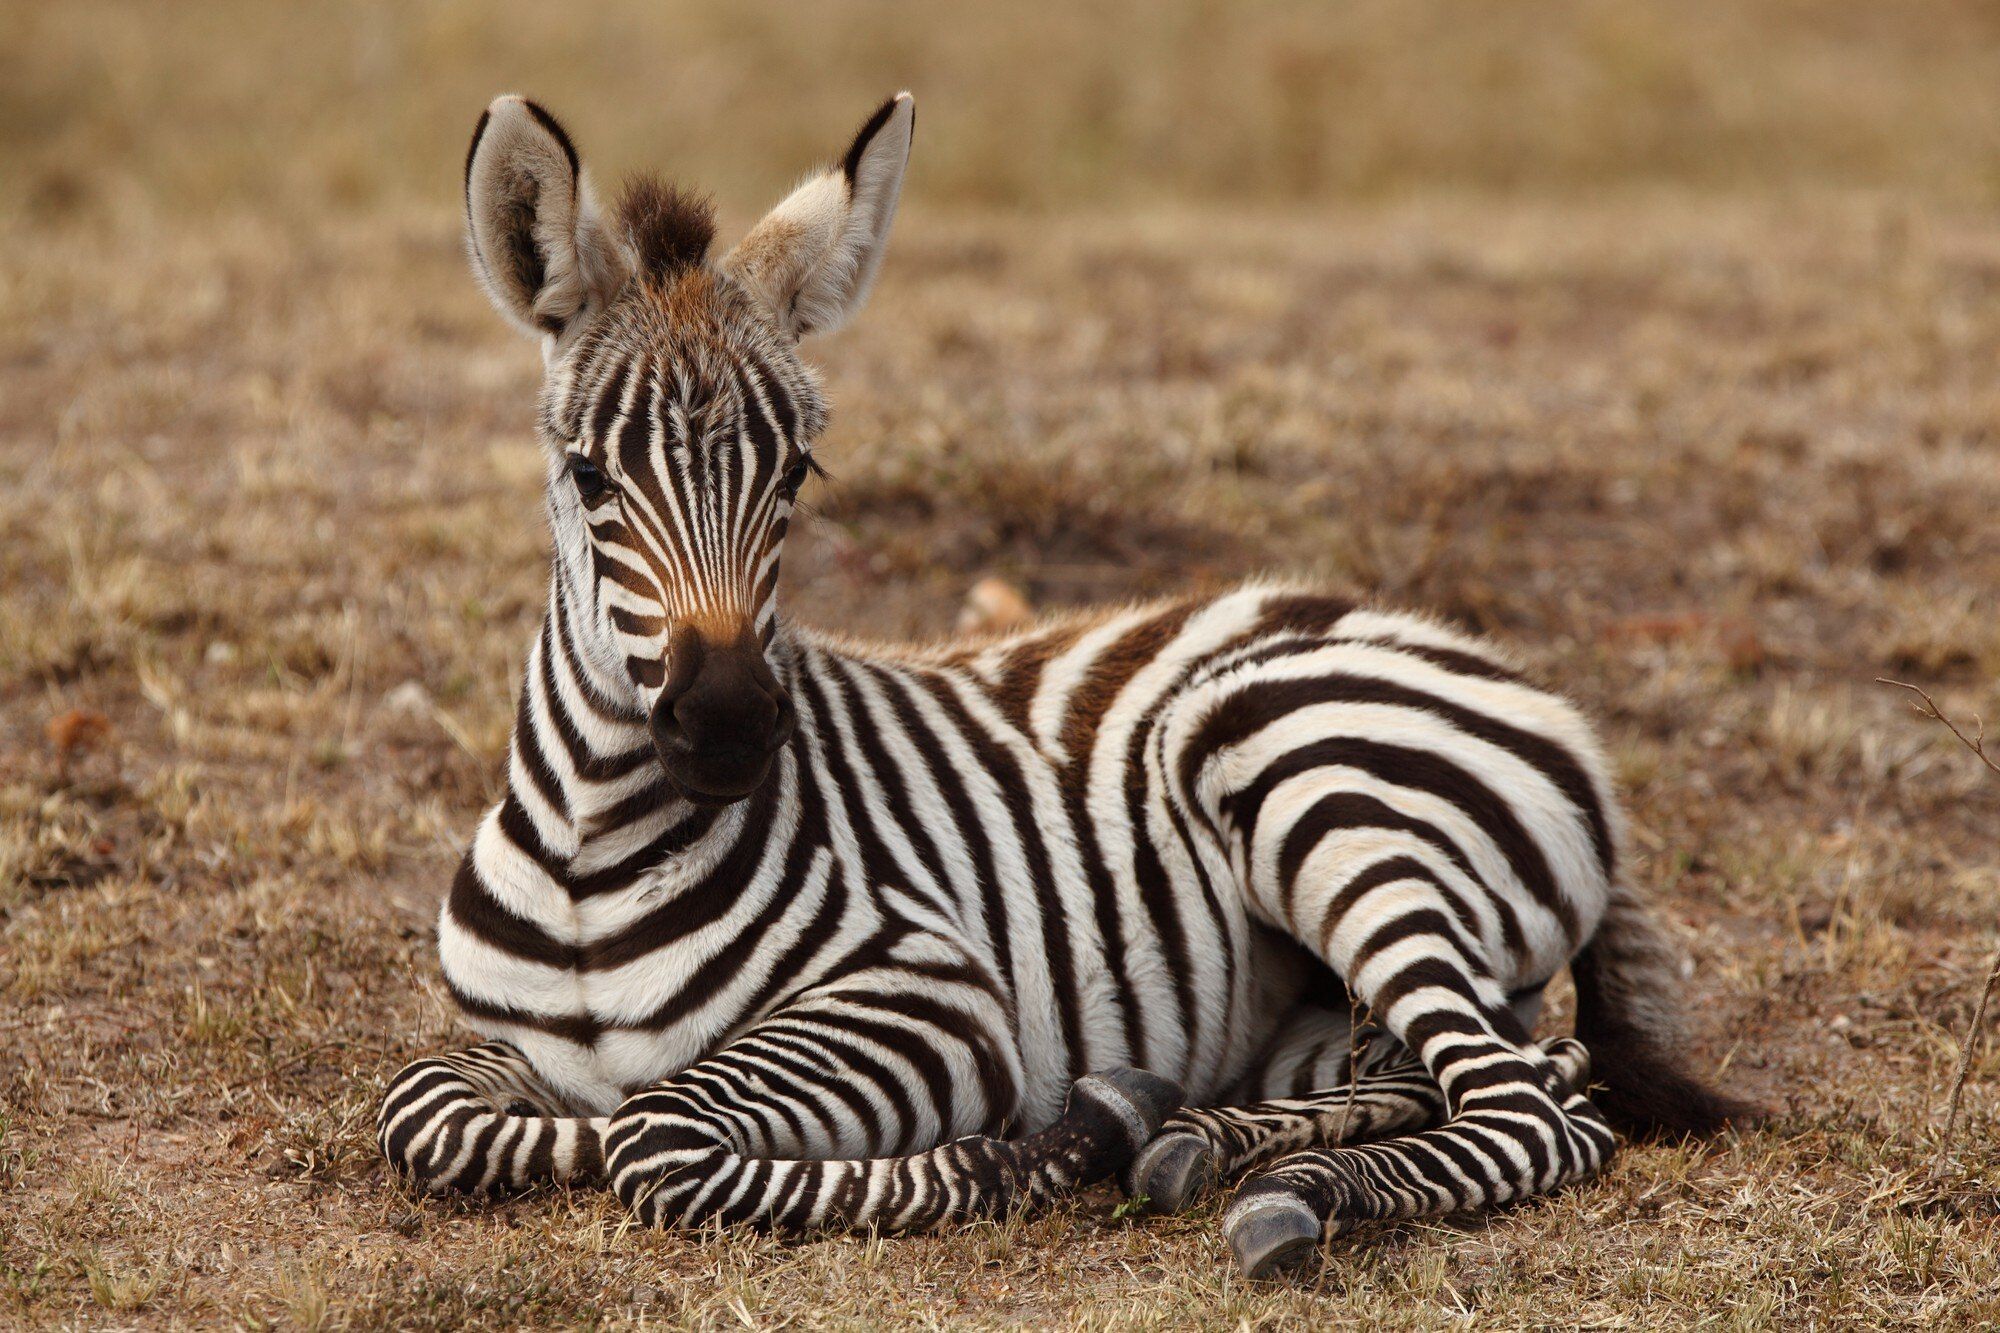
<box><xmin>722</xmin><ymin>93</ymin><xmax>914</xmax><ymax>339</ymax></box>
<box><xmin>464</xmin><ymin>95</ymin><xmax>628</xmax><ymax>343</ymax></box>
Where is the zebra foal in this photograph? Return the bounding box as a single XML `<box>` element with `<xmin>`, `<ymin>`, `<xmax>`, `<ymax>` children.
<box><xmin>377</xmin><ymin>90</ymin><xmax>1755</xmax><ymax>1276</ymax></box>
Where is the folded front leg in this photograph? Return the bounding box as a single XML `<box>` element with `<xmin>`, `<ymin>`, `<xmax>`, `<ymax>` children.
<box><xmin>378</xmin><ymin>1041</ymin><xmax>611</xmax><ymax>1194</ymax></box>
<box><xmin>602</xmin><ymin>956</ymin><xmax>1181</xmax><ymax>1232</ymax></box>
<box><xmin>609</xmin><ymin>1062</ymin><xmax>1179</xmax><ymax>1232</ymax></box>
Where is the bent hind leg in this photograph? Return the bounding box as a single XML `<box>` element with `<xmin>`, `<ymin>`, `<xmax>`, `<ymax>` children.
<box><xmin>1225</xmin><ymin>1061</ymin><xmax>1610</xmax><ymax>1277</ymax></box>
<box><xmin>1127</xmin><ymin>1027</ymin><xmax>1590</xmax><ymax>1215</ymax></box>
<box><xmin>1222</xmin><ymin>926</ymin><xmax>1616</xmax><ymax>1277</ymax></box>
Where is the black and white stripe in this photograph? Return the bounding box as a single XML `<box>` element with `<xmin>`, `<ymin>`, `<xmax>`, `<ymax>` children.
<box><xmin>380</xmin><ymin>90</ymin><xmax>1751</xmax><ymax>1278</ymax></box>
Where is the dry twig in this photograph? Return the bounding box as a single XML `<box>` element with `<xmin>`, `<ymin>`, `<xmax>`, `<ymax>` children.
<box><xmin>1335</xmin><ymin>995</ymin><xmax>1366</xmax><ymax>1148</ymax></box>
<box><xmin>1878</xmin><ymin>677</ymin><xmax>2000</xmax><ymax>1176</ymax></box>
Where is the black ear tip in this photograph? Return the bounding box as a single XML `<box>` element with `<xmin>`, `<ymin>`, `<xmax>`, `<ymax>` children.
<box><xmin>842</xmin><ymin>93</ymin><xmax>913</xmax><ymax>183</ymax></box>
<box><xmin>517</xmin><ymin>99</ymin><xmax>581</xmax><ymax>177</ymax></box>
<box><xmin>475</xmin><ymin>94</ymin><xmax>581</xmax><ymax>182</ymax></box>
<box><xmin>465</xmin><ymin>108</ymin><xmax>495</xmax><ymax>189</ymax></box>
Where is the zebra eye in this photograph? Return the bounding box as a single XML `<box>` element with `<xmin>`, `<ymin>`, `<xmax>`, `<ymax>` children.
<box><xmin>779</xmin><ymin>457</ymin><xmax>813</xmax><ymax>498</ymax></box>
<box><xmin>567</xmin><ymin>454</ymin><xmax>609</xmax><ymax>501</ymax></box>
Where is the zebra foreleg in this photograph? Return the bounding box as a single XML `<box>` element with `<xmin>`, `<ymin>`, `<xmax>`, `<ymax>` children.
<box><xmin>600</xmin><ymin>1000</ymin><xmax>1182</xmax><ymax>1234</ymax></box>
<box><xmin>607</xmin><ymin>1065</ymin><xmax>1181</xmax><ymax>1233</ymax></box>
<box><xmin>377</xmin><ymin>1041</ymin><xmax>611</xmax><ymax>1194</ymax></box>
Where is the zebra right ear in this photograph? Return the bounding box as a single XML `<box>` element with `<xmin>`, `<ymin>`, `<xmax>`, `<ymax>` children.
<box><xmin>464</xmin><ymin>96</ymin><xmax>628</xmax><ymax>345</ymax></box>
<box><xmin>722</xmin><ymin>93</ymin><xmax>914</xmax><ymax>340</ymax></box>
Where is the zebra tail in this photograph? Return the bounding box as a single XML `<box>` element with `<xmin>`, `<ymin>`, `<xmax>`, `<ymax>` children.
<box><xmin>1572</xmin><ymin>882</ymin><xmax>1765</xmax><ymax>1139</ymax></box>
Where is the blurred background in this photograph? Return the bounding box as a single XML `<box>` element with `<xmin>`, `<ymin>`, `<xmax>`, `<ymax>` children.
<box><xmin>7</xmin><ymin>4</ymin><xmax>2000</xmax><ymax>1326</ymax></box>
<box><xmin>6</xmin><ymin>0</ymin><xmax>2000</xmax><ymax>222</ymax></box>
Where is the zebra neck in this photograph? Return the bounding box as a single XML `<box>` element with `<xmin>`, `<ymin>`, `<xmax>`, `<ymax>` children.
<box><xmin>519</xmin><ymin>582</ymin><xmax>803</xmax><ymax>887</ymax></box>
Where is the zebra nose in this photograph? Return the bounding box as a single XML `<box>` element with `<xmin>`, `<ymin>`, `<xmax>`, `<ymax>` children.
<box><xmin>659</xmin><ymin>663</ymin><xmax>781</xmax><ymax>751</ymax></box>
<box><xmin>650</xmin><ymin>626</ymin><xmax>792</xmax><ymax>771</ymax></box>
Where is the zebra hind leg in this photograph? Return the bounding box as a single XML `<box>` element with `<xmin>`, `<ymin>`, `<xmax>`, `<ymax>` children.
<box><xmin>1126</xmin><ymin>1033</ymin><xmax>1587</xmax><ymax>1215</ymax></box>
<box><xmin>1222</xmin><ymin>1019</ymin><xmax>1614</xmax><ymax>1278</ymax></box>
<box><xmin>378</xmin><ymin>1041</ymin><xmax>611</xmax><ymax>1196</ymax></box>
<box><xmin>1127</xmin><ymin>1035</ymin><xmax>1589</xmax><ymax>1215</ymax></box>
<box><xmin>1126</xmin><ymin>1024</ymin><xmax>1435</xmax><ymax>1215</ymax></box>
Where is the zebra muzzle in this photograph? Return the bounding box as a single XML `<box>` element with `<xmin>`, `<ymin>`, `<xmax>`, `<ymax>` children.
<box><xmin>650</xmin><ymin>626</ymin><xmax>793</xmax><ymax>803</ymax></box>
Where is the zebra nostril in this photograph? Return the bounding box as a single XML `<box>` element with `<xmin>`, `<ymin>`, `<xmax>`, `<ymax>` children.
<box><xmin>656</xmin><ymin>624</ymin><xmax>705</xmax><ymax>717</ymax></box>
<box><xmin>648</xmin><ymin>695</ymin><xmax>686</xmax><ymax>745</ymax></box>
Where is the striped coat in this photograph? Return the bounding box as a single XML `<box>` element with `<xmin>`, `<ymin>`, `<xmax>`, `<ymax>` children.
<box><xmin>379</xmin><ymin>90</ymin><xmax>1751</xmax><ymax>1279</ymax></box>
<box><xmin>438</xmin><ymin>584</ymin><xmax>1612</xmax><ymax>1120</ymax></box>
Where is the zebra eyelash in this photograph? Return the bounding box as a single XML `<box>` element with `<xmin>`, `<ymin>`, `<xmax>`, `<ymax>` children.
<box><xmin>780</xmin><ymin>452</ymin><xmax>830</xmax><ymax>497</ymax></box>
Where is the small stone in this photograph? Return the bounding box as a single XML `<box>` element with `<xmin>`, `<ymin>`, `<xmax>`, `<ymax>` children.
<box><xmin>958</xmin><ymin>577</ymin><xmax>1035</xmax><ymax>635</ymax></box>
<box><xmin>383</xmin><ymin>681</ymin><xmax>433</xmax><ymax>716</ymax></box>
<box><xmin>46</xmin><ymin>706</ymin><xmax>112</xmax><ymax>755</ymax></box>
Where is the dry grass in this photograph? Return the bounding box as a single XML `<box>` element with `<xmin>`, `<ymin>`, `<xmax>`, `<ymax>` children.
<box><xmin>6</xmin><ymin>4</ymin><xmax>2000</xmax><ymax>1328</ymax></box>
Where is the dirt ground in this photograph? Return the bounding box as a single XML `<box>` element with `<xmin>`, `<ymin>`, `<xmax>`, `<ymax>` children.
<box><xmin>7</xmin><ymin>4</ymin><xmax>2000</xmax><ymax>1330</ymax></box>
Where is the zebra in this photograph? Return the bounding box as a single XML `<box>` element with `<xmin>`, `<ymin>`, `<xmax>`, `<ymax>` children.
<box><xmin>377</xmin><ymin>90</ymin><xmax>1756</xmax><ymax>1278</ymax></box>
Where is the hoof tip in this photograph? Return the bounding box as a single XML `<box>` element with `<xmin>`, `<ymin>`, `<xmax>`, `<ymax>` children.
<box><xmin>1225</xmin><ymin>1194</ymin><xmax>1322</xmax><ymax>1280</ymax></box>
<box><xmin>1126</xmin><ymin>1132</ymin><xmax>1215</xmax><ymax>1213</ymax></box>
<box><xmin>1077</xmin><ymin>1068</ymin><xmax>1184</xmax><ymax>1143</ymax></box>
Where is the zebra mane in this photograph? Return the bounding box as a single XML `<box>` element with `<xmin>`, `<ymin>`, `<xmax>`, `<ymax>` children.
<box><xmin>615</xmin><ymin>175</ymin><xmax>716</xmax><ymax>280</ymax></box>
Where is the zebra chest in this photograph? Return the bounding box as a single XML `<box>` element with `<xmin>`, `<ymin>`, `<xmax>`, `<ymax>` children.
<box><xmin>556</xmin><ymin>846</ymin><xmax>858</xmax><ymax>1095</ymax></box>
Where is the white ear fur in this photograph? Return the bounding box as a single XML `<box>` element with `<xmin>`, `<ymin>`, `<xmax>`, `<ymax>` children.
<box><xmin>722</xmin><ymin>92</ymin><xmax>914</xmax><ymax>338</ymax></box>
<box><xmin>464</xmin><ymin>95</ymin><xmax>628</xmax><ymax>342</ymax></box>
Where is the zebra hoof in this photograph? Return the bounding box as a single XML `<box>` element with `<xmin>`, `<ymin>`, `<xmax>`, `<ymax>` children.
<box><xmin>1075</xmin><ymin>1068</ymin><xmax>1184</xmax><ymax>1152</ymax></box>
<box><xmin>1125</xmin><ymin>1132</ymin><xmax>1215</xmax><ymax>1213</ymax></box>
<box><xmin>1224</xmin><ymin>1193</ymin><xmax>1322</xmax><ymax>1280</ymax></box>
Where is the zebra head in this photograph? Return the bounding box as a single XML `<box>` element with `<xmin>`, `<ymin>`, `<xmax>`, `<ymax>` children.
<box><xmin>463</xmin><ymin>92</ymin><xmax>915</xmax><ymax>805</ymax></box>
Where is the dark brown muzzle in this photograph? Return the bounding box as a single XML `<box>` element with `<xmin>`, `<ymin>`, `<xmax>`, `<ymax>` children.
<box><xmin>649</xmin><ymin>624</ymin><xmax>794</xmax><ymax>804</ymax></box>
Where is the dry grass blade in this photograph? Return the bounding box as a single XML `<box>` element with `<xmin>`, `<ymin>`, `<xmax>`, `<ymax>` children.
<box><xmin>1879</xmin><ymin>678</ymin><xmax>2000</xmax><ymax>780</ymax></box>
<box><xmin>1879</xmin><ymin>677</ymin><xmax>2000</xmax><ymax>1179</ymax></box>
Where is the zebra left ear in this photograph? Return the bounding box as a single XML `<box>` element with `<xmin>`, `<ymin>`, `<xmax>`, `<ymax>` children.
<box><xmin>722</xmin><ymin>93</ymin><xmax>914</xmax><ymax>339</ymax></box>
<box><xmin>464</xmin><ymin>95</ymin><xmax>629</xmax><ymax>345</ymax></box>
